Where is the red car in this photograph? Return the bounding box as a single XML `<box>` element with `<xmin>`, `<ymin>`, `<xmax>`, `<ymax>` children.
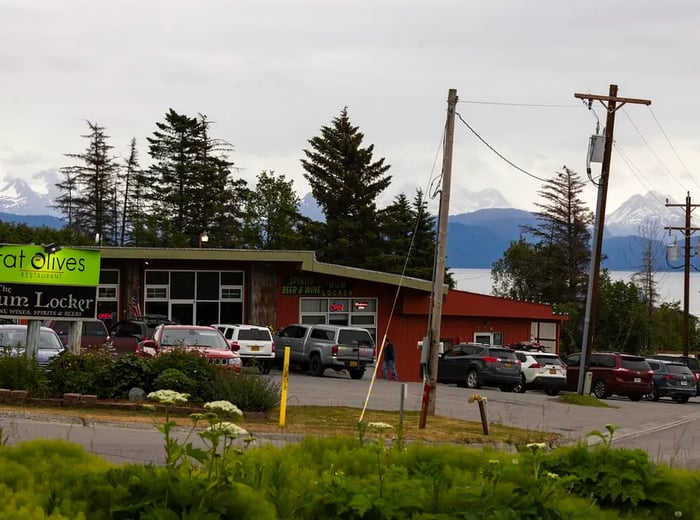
<box><xmin>138</xmin><ymin>325</ymin><xmax>242</xmax><ymax>373</ymax></box>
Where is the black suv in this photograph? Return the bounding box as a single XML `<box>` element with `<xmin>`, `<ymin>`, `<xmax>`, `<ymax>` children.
<box><xmin>564</xmin><ymin>352</ymin><xmax>653</xmax><ymax>401</ymax></box>
<box><xmin>645</xmin><ymin>359</ymin><xmax>696</xmax><ymax>403</ymax></box>
<box><xmin>647</xmin><ymin>354</ymin><xmax>700</xmax><ymax>395</ymax></box>
<box><xmin>437</xmin><ymin>343</ymin><xmax>521</xmax><ymax>391</ymax></box>
<box><xmin>108</xmin><ymin>317</ymin><xmax>177</xmax><ymax>356</ymax></box>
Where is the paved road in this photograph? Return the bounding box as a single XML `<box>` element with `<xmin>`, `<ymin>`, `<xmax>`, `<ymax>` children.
<box><xmin>1</xmin><ymin>370</ymin><xmax>699</xmax><ymax>468</ymax></box>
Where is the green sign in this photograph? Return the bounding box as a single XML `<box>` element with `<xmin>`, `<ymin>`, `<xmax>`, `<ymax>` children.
<box><xmin>0</xmin><ymin>245</ymin><xmax>100</xmax><ymax>287</ymax></box>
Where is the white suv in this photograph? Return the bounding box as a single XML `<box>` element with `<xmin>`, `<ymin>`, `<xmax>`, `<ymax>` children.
<box><xmin>513</xmin><ymin>350</ymin><xmax>567</xmax><ymax>395</ymax></box>
<box><xmin>212</xmin><ymin>324</ymin><xmax>275</xmax><ymax>374</ymax></box>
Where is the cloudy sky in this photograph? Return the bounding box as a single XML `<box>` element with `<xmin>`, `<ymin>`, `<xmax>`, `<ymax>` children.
<box><xmin>2</xmin><ymin>0</ymin><xmax>700</xmax><ymax>215</ymax></box>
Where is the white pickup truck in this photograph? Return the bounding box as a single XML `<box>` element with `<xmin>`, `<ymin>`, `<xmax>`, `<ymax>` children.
<box><xmin>274</xmin><ymin>324</ymin><xmax>376</xmax><ymax>379</ymax></box>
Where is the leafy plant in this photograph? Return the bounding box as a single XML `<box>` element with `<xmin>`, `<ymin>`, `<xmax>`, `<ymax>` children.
<box><xmin>210</xmin><ymin>371</ymin><xmax>281</xmax><ymax>412</ymax></box>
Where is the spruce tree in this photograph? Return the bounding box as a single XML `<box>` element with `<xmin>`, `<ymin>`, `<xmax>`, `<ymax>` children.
<box><xmin>56</xmin><ymin>121</ymin><xmax>119</xmax><ymax>244</ymax></box>
<box><xmin>301</xmin><ymin>108</ymin><xmax>391</xmax><ymax>268</ymax></box>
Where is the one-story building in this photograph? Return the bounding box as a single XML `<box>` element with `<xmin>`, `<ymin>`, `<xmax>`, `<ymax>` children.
<box><xmin>95</xmin><ymin>247</ymin><xmax>566</xmax><ymax>382</ymax></box>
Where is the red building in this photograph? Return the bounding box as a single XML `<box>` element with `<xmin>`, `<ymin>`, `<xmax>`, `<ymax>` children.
<box><xmin>97</xmin><ymin>247</ymin><xmax>566</xmax><ymax>382</ymax></box>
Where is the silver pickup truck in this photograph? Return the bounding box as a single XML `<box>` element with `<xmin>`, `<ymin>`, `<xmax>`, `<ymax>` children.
<box><xmin>274</xmin><ymin>324</ymin><xmax>376</xmax><ymax>379</ymax></box>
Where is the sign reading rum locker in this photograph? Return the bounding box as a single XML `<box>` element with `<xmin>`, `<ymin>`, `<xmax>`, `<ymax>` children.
<box><xmin>0</xmin><ymin>282</ymin><xmax>97</xmax><ymax>319</ymax></box>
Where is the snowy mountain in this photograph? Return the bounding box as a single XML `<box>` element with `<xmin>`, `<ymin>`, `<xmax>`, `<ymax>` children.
<box><xmin>605</xmin><ymin>191</ymin><xmax>687</xmax><ymax>237</ymax></box>
<box><xmin>0</xmin><ymin>176</ymin><xmax>58</xmax><ymax>216</ymax></box>
<box><xmin>448</xmin><ymin>187</ymin><xmax>511</xmax><ymax>214</ymax></box>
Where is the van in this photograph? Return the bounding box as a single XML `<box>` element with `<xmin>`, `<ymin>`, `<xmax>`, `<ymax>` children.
<box><xmin>564</xmin><ymin>352</ymin><xmax>653</xmax><ymax>401</ymax></box>
<box><xmin>43</xmin><ymin>319</ymin><xmax>111</xmax><ymax>350</ymax></box>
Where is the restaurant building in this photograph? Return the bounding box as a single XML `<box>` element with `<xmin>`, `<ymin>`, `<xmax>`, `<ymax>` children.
<box><xmin>96</xmin><ymin>247</ymin><xmax>566</xmax><ymax>382</ymax></box>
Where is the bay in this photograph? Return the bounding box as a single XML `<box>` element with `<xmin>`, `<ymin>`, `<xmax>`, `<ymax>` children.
<box><xmin>451</xmin><ymin>268</ymin><xmax>700</xmax><ymax>317</ymax></box>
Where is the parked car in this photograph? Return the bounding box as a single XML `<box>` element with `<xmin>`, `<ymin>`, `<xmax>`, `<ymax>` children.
<box><xmin>564</xmin><ymin>352</ymin><xmax>653</xmax><ymax>401</ymax></box>
<box><xmin>273</xmin><ymin>324</ymin><xmax>375</xmax><ymax>379</ymax></box>
<box><xmin>647</xmin><ymin>354</ymin><xmax>700</xmax><ymax>395</ymax></box>
<box><xmin>43</xmin><ymin>319</ymin><xmax>110</xmax><ymax>350</ymax></box>
<box><xmin>138</xmin><ymin>324</ymin><xmax>242</xmax><ymax>373</ymax></box>
<box><xmin>645</xmin><ymin>359</ymin><xmax>696</xmax><ymax>403</ymax></box>
<box><xmin>0</xmin><ymin>324</ymin><xmax>65</xmax><ymax>369</ymax></box>
<box><xmin>212</xmin><ymin>324</ymin><xmax>274</xmax><ymax>373</ymax></box>
<box><xmin>437</xmin><ymin>343</ymin><xmax>521</xmax><ymax>391</ymax></box>
<box><xmin>512</xmin><ymin>350</ymin><xmax>566</xmax><ymax>395</ymax></box>
<box><xmin>108</xmin><ymin>317</ymin><xmax>178</xmax><ymax>356</ymax></box>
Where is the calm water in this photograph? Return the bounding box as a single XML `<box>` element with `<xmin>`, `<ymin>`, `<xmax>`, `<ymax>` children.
<box><xmin>451</xmin><ymin>268</ymin><xmax>700</xmax><ymax>316</ymax></box>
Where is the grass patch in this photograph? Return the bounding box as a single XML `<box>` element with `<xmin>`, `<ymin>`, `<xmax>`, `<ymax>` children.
<box><xmin>556</xmin><ymin>392</ymin><xmax>616</xmax><ymax>408</ymax></box>
<box><xmin>0</xmin><ymin>402</ymin><xmax>559</xmax><ymax>447</ymax></box>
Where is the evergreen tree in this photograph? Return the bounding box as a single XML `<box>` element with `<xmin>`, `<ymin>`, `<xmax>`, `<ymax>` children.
<box><xmin>147</xmin><ymin>109</ymin><xmax>244</xmax><ymax>247</ymax></box>
<box><xmin>55</xmin><ymin>121</ymin><xmax>119</xmax><ymax>244</ymax></box>
<box><xmin>118</xmin><ymin>138</ymin><xmax>147</xmax><ymax>246</ymax></box>
<box><xmin>301</xmin><ymin>108</ymin><xmax>391</xmax><ymax>268</ymax></box>
<box><xmin>519</xmin><ymin>166</ymin><xmax>593</xmax><ymax>305</ymax></box>
<box><xmin>240</xmin><ymin>170</ymin><xmax>303</xmax><ymax>249</ymax></box>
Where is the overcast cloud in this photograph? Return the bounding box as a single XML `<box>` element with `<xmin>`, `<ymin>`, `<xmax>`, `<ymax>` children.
<box><xmin>2</xmin><ymin>0</ymin><xmax>700</xmax><ymax>214</ymax></box>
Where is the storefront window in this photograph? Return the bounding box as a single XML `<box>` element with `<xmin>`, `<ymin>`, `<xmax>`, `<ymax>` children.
<box><xmin>300</xmin><ymin>298</ymin><xmax>377</xmax><ymax>336</ymax></box>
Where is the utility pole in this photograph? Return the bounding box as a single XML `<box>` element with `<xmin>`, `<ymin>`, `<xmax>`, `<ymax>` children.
<box><xmin>665</xmin><ymin>192</ymin><xmax>700</xmax><ymax>356</ymax></box>
<box><xmin>574</xmin><ymin>85</ymin><xmax>651</xmax><ymax>394</ymax></box>
<box><xmin>419</xmin><ymin>88</ymin><xmax>457</xmax><ymax>428</ymax></box>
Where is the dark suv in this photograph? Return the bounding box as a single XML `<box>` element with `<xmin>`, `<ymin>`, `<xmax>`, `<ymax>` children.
<box><xmin>43</xmin><ymin>319</ymin><xmax>110</xmax><ymax>351</ymax></box>
<box><xmin>564</xmin><ymin>352</ymin><xmax>653</xmax><ymax>401</ymax></box>
<box><xmin>647</xmin><ymin>354</ymin><xmax>700</xmax><ymax>395</ymax></box>
<box><xmin>108</xmin><ymin>317</ymin><xmax>177</xmax><ymax>356</ymax></box>
<box><xmin>437</xmin><ymin>343</ymin><xmax>521</xmax><ymax>391</ymax></box>
<box><xmin>645</xmin><ymin>359</ymin><xmax>696</xmax><ymax>403</ymax></box>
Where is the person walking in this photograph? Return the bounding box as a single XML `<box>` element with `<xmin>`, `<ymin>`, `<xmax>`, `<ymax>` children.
<box><xmin>382</xmin><ymin>338</ymin><xmax>398</xmax><ymax>381</ymax></box>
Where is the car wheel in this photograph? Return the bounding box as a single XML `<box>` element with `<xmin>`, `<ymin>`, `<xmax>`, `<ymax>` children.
<box><xmin>648</xmin><ymin>383</ymin><xmax>660</xmax><ymax>402</ymax></box>
<box><xmin>513</xmin><ymin>375</ymin><xmax>526</xmax><ymax>394</ymax></box>
<box><xmin>348</xmin><ymin>368</ymin><xmax>365</xmax><ymax>380</ymax></box>
<box><xmin>544</xmin><ymin>389</ymin><xmax>560</xmax><ymax>396</ymax></box>
<box><xmin>628</xmin><ymin>394</ymin><xmax>643</xmax><ymax>402</ymax></box>
<box><xmin>309</xmin><ymin>355</ymin><xmax>325</xmax><ymax>377</ymax></box>
<box><xmin>592</xmin><ymin>379</ymin><xmax>608</xmax><ymax>399</ymax></box>
<box><xmin>465</xmin><ymin>369</ymin><xmax>480</xmax><ymax>389</ymax></box>
<box><xmin>674</xmin><ymin>395</ymin><xmax>690</xmax><ymax>404</ymax></box>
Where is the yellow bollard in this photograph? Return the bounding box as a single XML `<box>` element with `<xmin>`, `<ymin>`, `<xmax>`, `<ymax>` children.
<box><xmin>278</xmin><ymin>346</ymin><xmax>291</xmax><ymax>427</ymax></box>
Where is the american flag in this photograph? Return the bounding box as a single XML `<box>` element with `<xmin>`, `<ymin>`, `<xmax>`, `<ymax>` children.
<box><xmin>129</xmin><ymin>296</ymin><xmax>142</xmax><ymax>317</ymax></box>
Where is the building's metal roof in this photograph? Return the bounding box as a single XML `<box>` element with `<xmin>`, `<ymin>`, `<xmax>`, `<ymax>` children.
<box><xmin>97</xmin><ymin>247</ymin><xmax>435</xmax><ymax>292</ymax></box>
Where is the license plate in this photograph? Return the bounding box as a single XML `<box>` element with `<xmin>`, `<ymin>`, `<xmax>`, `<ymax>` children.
<box><xmin>250</xmin><ymin>345</ymin><xmax>260</xmax><ymax>352</ymax></box>
<box><xmin>550</xmin><ymin>368</ymin><xmax>557</xmax><ymax>374</ymax></box>
<box><xmin>348</xmin><ymin>361</ymin><xmax>358</xmax><ymax>367</ymax></box>
<box><xmin>634</xmin><ymin>377</ymin><xmax>641</xmax><ymax>383</ymax></box>
<box><xmin>503</xmin><ymin>362</ymin><xmax>512</xmax><ymax>368</ymax></box>
<box><xmin>681</xmin><ymin>381</ymin><xmax>688</xmax><ymax>386</ymax></box>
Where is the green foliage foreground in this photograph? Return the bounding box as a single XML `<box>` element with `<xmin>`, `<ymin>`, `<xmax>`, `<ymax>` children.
<box><xmin>0</xmin><ymin>433</ymin><xmax>698</xmax><ymax>519</ymax></box>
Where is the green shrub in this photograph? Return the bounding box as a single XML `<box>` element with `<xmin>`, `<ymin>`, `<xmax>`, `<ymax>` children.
<box><xmin>149</xmin><ymin>349</ymin><xmax>217</xmax><ymax>402</ymax></box>
<box><xmin>210</xmin><ymin>371</ymin><xmax>281</xmax><ymax>412</ymax></box>
<box><xmin>45</xmin><ymin>351</ymin><xmax>114</xmax><ymax>397</ymax></box>
<box><xmin>0</xmin><ymin>346</ymin><xmax>47</xmax><ymax>395</ymax></box>
<box><xmin>153</xmin><ymin>368</ymin><xmax>195</xmax><ymax>394</ymax></box>
<box><xmin>102</xmin><ymin>354</ymin><xmax>153</xmax><ymax>399</ymax></box>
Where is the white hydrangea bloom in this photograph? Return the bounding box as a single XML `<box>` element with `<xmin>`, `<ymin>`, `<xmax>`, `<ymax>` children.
<box><xmin>367</xmin><ymin>422</ymin><xmax>394</xmax><ymax>431</ymax></box>
<box><xmin>147</xmin><ymin>390</ymin><xmax>190</xmax><ymax>404</ymax></box>
<box><xmin>204</xmin><ymin>400</ymin><xmax>243</xmax><ymax>417</ymax></box>
<box><xmin>210</xmin><ymin>421</ymin><xmax>248</xmax><ymax>437</ymax></box>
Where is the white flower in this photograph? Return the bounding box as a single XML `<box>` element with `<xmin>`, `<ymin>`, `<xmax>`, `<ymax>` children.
<box><xmin>367</xmin><ymin>422</ymin><xmax>394</xmax><ymax>432</ymax></box>
<box><xmin>209</xmin><ymin>421</ymin><xmax>248</xmax><ymax>437</ymax></box>
<box><xmin>545</xmin><ymin>471</ymin><xmax>559</xmax><ymax>480</ymax></box>
<box><xmin>204</xmin><ymin>400</ymin><xmax>243</xmax><ymax>417</ymax></box>
<box><xmin>147</xmin><ymin>390</ymin><xmax>189</xmax><ymax>405</ymax></box>
<box><xmin>526</xmin><ymin>442</ymin><xmax>546</xmax><ymax>452</ymax></box>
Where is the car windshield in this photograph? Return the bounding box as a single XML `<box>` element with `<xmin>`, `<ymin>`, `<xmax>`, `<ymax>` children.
<box><xmin>667</xmin><ymin>363</ymin><xmax>693</xmax><ymax>375</ymax></box>
<box><xmin>338</xmin><ymin>330</ymin><xmax>373</xmax><ymax>346</ymax></box>
<box><xmin>621</xmin><ymin>358</ymin><xmax>650</xmax><ymax>371</ymax></box>
<box><xmin>0</xmin><ymin>328</ymin><xmax>63</xmax><ymax>350</ymax></box>
<box><xmin>534</xmin><ymin>355</ymin><xmax>562</xmax><ymax>366</ymax></box>
<box><xmin>488</xmin><ymin>348</ymin><xmax>516</xmax><ymax>360</ymax></box>
<box><xmin>238</xmin><ymin>328</ymin><xmax>272</xmax><ymax>341</ymax></box>
<box><xmin>160</xmin><ymin>328</ymin><xmax>229</xmax><ymax>350</ymax></box>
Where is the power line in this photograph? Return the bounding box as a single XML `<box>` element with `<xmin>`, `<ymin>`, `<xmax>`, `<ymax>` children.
<box><xmin>455</xmin><ymin>112</ymin><xmax>548</xmax><ymax>182</ymax></box>
<box><xmin>458</xmin><ymin>100</ymin><xmax>579</xmax><ymax>108</ymax></box>
<box><xmin>621</xmin><ymin>107</ymin><xmax>687</xmax><ymax>191</ymax></box>
<box><xmin>647</xmin><ymin>106</ymin><xmax>700</xmax><ymax>193</ymax></box>
<box><xmin>612</xmin><ymin>143</ymin><xmax>666</xmax><ymax>205</ymax></box>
